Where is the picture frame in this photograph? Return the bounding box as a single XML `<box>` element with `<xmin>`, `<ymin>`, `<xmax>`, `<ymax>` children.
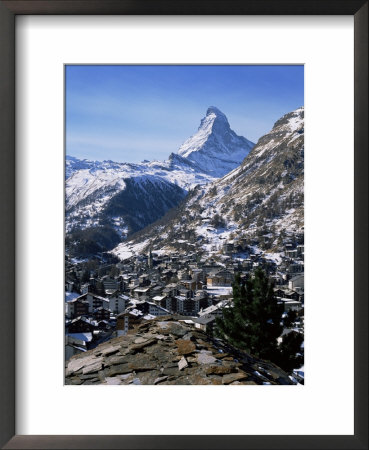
<box><xmin>0</xmin><ymin>1</ymin><xmax>367</xmax><ymax>448</ymax></box>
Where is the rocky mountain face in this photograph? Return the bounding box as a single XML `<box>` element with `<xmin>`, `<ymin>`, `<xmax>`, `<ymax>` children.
<box><xmin>113</xmin><ymin>107</ymin><xmax>304</xmax><ymax>259</ymax></box>
<box><xmin>66</xmin><ymin>107</ymin><xmax>255</xmax><ymax>256</ymax></box>
<box><xmin>67</xmin><ymin>175</ymin><xmax>186</xmax><ymax>235</ymax></box>
<box><xmin>178</xmin><ymin>106</ymin><xmax>254</xmax><ymax>177</ymax></box>
<box><xmin>65</xmin><ymin>316</ymin><xmax>294</xmax><ymax>385</ymax></box>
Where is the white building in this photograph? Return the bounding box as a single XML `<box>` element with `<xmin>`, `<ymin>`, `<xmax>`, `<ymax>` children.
<box><xmin>288</xmin><ymin>274</ymin><xmax>304</xmax><ymax>290</ymax></box>
<box><xmin>148</xmin><ymin>302</ymin><xmax>169</xmax><ymax>317</ymax></box>
<box><xmin>109</xmin><ymin>294</ymin><xmax>129</xmax><ymax>314</ymax></box>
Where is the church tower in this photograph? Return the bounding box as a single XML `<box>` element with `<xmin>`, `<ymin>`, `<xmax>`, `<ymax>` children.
<box><xmin>148</xmin><ymin>248</ymin><xmax>153</xmax><ymax>269</ymax></box>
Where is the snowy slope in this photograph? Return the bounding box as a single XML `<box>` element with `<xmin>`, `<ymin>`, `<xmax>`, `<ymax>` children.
<box><xmin>65</xmin><ymin>156</ymin><xmax>214</xmax><ymax>233</ymax></box>
<box><xmin>178</xmin><ymin>106</ymin><xmax>254</xmax><ymax>177</ymax></box>
<box><xmin>65</xmin><ymin>155</ymin><xmax>111</xmax><ymax>179</ymax></box>
<box><xmin>66</xmin><ymin>106</ymin><xmax>255</xmax><ymax>239</ymax></box>
<box><xmin>114</xmin><ymin>107</ymin><xmax>304</xmax><ymax>259</ymax></box>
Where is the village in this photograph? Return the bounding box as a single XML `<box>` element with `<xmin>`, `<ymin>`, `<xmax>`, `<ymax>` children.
<box><xmin>65</xmin><ymin>233</ymin><xmax>304</xmax><ymax>369</ymax></box>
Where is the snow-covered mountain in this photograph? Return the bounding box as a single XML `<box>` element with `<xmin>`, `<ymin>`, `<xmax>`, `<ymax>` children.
<box><xmin>178</xmin><ymin>106</ymin><xmax>254</xmax><ymax>177</ymax></box>
<box><xmin>65</xmin><ymin>107</ymin><xmax>255</xmax><ymax>254</ymax></box>
<box><xmin>113</xmin><ymin>107</ymin><xmax>304</xmax><ymax>260</ymax></box>
<box><xmin>65</xmin><ymin>158</ymin><xmax>213</xmax><ymax>236</ymax></box>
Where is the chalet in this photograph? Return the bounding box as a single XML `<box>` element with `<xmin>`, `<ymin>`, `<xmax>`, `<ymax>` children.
<box><xmin>199</xmin><ymin>303</ymin><xmax>225</xmax><ymax>318</ymax></box>
<box><xmin>152</xmin><ymin>294</ymin><xmax>174</xmax><ymax>312</ymax></box>
<box><xmin>160</xmin><ymin>269</ymin><xmax>174</xmax><ymax>282</ymax></box>
<box><xmin>193</xmin><ymin>314</ymin><xmax>216</xmax><ymax>333</ymax></box>
<box><xmin>207</xmin><ymin>270</ymin><xmax>234</xmax><ymax>287</ymax></box>
<box><xmin>65</xmin><ymin>280</ymin><xmax>74</xmax><ymax>292</ymax></box>
<box><xmin>288</xmin><ymin>274</ymin><xmax>304</xmax><ymax>290</ymax></box>
<box><xmin>175</xmin><ymin>296</ymin><xmax>200</xmax><ymax>316</ymax></box>
<box><xmin>147</xmin><ymin>302</ymin><xmax>169</xmax><ymax>317</ymax></box>
<box><xmin>129</xmin><ymin>279</ymin><xmax>140</xmax><ymax>292</ymax></box>
<box><xmin>278</xmin><ymin>298</ymin><xmax>302</xmax><ymax>313</ymax></box>
<box><xmin>195</xmin><ymin>291</ymin><xmax>211</xmax><ymax>310</ymax></box>
<box><xmin>80</xmin><ymin>283</ymin><xmax>91</xmax><ymax>294</ymax></box>
<box><xmin>139</xmin><ymin>274</ymin><xmax>150</xmax><ymax>286</ymax></box>
<box><xmin>178</xmin><ymin>287</ymin><xmax>191</xmax><ymax>299</ymax></box>
<box><xmin>105</xmin><ymin>288</ymin><xmax>120</xmax><ymax>298</ymax></box>
<box><xmin>86</xmin><ymin>293</ymin><xmax>109</xmax><ymax>312</ymax></box>
<box><xmin>274</xmin><ymin>288</ymin><xmax>301</xmax><ymax>301</ymax></box>
<box><xmin>96</xmin><ymin>320</ymin><xmax>111</xmax><ymax>330</ymax></box>
<box><xmin>65</xmin><ymin>298</ymin><xmax>89</xmax><ymax>319</ymax></box>
<box><xmin>66</xmin><ymin>316</ymin><xmax>97</xmax><ymax>334</ymax></box>
<box><xmin>89</xmin><ymin>277</ymin><xmax>97</xmax><ymax>288</ymax></box>
<box><xmin>202</xmin><ymin>263</ymin><xmax>223</xmax><ymax>275</ymax></box>
<box><xmin>101</xmin><ymin>275</ymin><xmax>121</xmax><ymax>292</ymax></box>
<box><xmin>286</xmin><ymin>262</ymin><xmax>304</xmax><ymax>274</ymax></box>
<box><xmin>108</xmin><ymin>294</ymin><xmax>128</xmax><ymax>315</ymax></box>
<box><xmin>190</xmin><ymin>269</ymin><xmax>205</xmax><ymax>282</ymax></box>
<box><xmin>93</xmin><ymin>306</ymin><xmax>111</xmax><ymax>321</ymax></box>
<box><xmin>65</xmin><ymin>332</ymin><xmax>93</xmax><ymax>361</ymax></box>
<box><xmin>271</xmin><ymin>274</ymin><xmax>284</xmax><ymax>286</ymax></box>
<box><xmin>133</xmin><ymin>286</ymin><xmax>152</xmax><ymax>299</ymax></box>
<box><xmin>116</xmin><ymin>306</ymin><xmax>155</xmax><ymax>333</ymax></box>
<box><xmin>179</xmin><ymin>279</ymin><xmax>198</xmax><ymax>291</ymax></box>
<box><xmin>163</xmin><ymin>283</ymin><xmax>178</xmax><ymax>297</ymax></box>
<box><xmin>149</xmin><ymin>285</ymin><xmax>165</xmax><ymax>299</ymax></box>
<box><xmin>116</xmin><ymin>312</ymin><xmax>130</xmax><ymax>335</ymax></box>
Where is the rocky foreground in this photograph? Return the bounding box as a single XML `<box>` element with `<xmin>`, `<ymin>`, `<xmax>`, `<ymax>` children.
<box><xmin>65</xmin><ymin>317</ymin><xmax>294</xmax><ymax>385</ymax></box>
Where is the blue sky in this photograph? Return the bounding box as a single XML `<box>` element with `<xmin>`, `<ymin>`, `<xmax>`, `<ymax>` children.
<box><xmin>66</xmin><ymin>65</ymin><xmax>304</xmax><ymax>163</ymax></box>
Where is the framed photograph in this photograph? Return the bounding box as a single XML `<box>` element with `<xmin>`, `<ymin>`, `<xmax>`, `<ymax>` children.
<box><xmin>0</xmin><ymin>1</ymin><xmax>367</xmax><ymax>449</ymax></box>
<box><xmin>64</xmin><ymin>63</ymin><xmax>305</xmax><ymax>387</ymax></box>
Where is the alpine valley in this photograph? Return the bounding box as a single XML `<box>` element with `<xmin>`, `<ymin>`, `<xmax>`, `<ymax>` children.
<box><xmin>66</xmin><ymin>106</ymin><xmax>304</xmax><ymax>261</ymax></box>
<box><xmin>113</xmin><ymin>107</ymin><xmax>304</xmax><ymax>262</ymax></box>
<box><xmin>65</xmin><ymin>105</ymin><xmax>305</xmax><ymax>384</ymax></box>
<box><xmin>66</xmin><ymin>106</ymin><xmax>255</xmax><ymax>257</ymax></box>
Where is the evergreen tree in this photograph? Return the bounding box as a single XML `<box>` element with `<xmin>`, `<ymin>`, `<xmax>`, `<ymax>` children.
<box><xmin>217</xmin><ymin>268</ymin><xmax>283</xmax><ymax>361</ymax></box>
<box><xmin>217</xmin><ymin>269</ymin><xmax>304</xmax><ymax>372</ymax></box>
<box><xmin>275</xmin><ymin>330</ymin><xmax>304</xmax><ymax>373</ymax></box>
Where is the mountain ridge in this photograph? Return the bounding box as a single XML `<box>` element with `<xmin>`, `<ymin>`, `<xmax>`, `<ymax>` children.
<box><xmin>112</xmin><ymin>106</ymin><xmax>304</xmax><ymax>261</ymax></box>
<box><xmin>177</xmin><ymin>106</ymin><xmax>254</xmax><ymax>177</ymax></box>
<box><xmin>65</xmin><ymin>107</ymin><xmax>255</xmax><ymax>250</ymax></box>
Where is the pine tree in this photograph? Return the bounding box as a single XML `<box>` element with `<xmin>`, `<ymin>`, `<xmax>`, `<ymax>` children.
<box><xmin>217</xmin><ymin>268</ymin><xmax>304</xmax><ymax>372</ymax></box>
<box><xmin>275</xmin><ymin>330</ymin><xmax>304</xmax><ymax>373</ymax></box>
<box><xmin>217</xmin><ymin>268</ymin><xmax>283</xmax><ymax>361</ymax></box>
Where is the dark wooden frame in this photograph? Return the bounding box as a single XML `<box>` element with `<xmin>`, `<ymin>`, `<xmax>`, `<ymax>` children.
<box><xmin>0</xmin><ymin>1</ymin><xmax>367</xmax><ymax>449</ymax></box>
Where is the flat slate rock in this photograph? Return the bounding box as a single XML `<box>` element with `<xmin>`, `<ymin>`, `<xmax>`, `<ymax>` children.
<box><xmin>65</xmin><ymin>316</ymin><xmax>294</xmax><ymax>386</ymax></box>
<box><xmin>175</xmin><ymin>339</ymin><xmax>196</xmax><ymax>355</ymax></box>
<box><xmin>154</xmin><ymin>375</ymin><xmax>169</xmax><ymax>385</ymax></box>
<box><xmin>100</xmin><ymin>345</ymin><xmax>121</xmax><ymax>356</ymax></box>
<box><xmin>178</xmin><ymin>356</ymin><xmax>188</xmax><ymax>371</ymax></box>
<box><xmin>105</xmin><ymin>377</ymin><xmax>123</xmax><ymax>385</ymax></box>
<box><xmin>82</xmin><ymin>359</ymin><xmax>103</xmax><ymax>375</ymax></box>
<box><xmin>196</xmin><ymin>353</ymin><xmax>217</xmax><ymax>365</ymax></box>
<box><xmin>222</xmin><ymin>371</ymin><xmax>249</xmax><ymax>384</ymax></box>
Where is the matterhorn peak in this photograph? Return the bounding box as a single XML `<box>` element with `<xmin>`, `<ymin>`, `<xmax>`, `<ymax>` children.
<box><xmin>206</xmin><ymin>106</ymin><xmax>227</xmax><ymax>118</ymax></box>
<box><xmin>177</xmin><ymin>107</ymin><xmax>254</xmax><ymax>177</ymax></box>
<box><xmin>202</xmin><ymin>106</ymin><xmax>230</xmax><ymax>132</ymax></box>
